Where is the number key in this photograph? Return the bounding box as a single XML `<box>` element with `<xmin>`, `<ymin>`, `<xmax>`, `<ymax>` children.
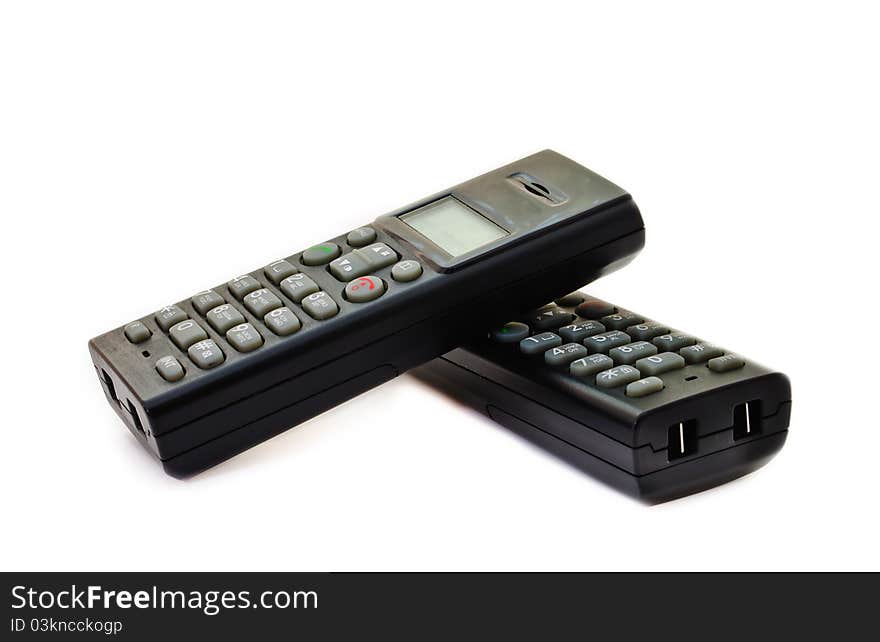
<box><xmin>609</xmin><ymin>340</ymin><xmax>658</xmax><ymax>366</ymax></box>
<box><xmin>243</xmin><ymin>288</ymin><xmax>283</xmax><ymax>317</ymax></box>
<box><xmin>600</xmin><ymin>311</ymin><xmax>643</xmax><ymax>330</ymax></box>
<box><xmin>302</xmin><ymin>292</ymin><xmax>339</xmax><ymax>320</ymax></box>
<box><xmin>583</xmin><ymin>330</ymin><xmax>631</xmax><ymax>354</ymax></box>
<box><xmin>626</xmin><ymin>321</ymin><xmax>670</xmax><ymax>341</ymax></box>
<box><xmin>520</xmin><ymin>332</ymin><xmax>562</xmax><ymax>355</ymax></box>
<box><xmin>280</xmin><ymin>274</ymin><xmax>320</xmax><ymax>303</ymax></box>
<box><xmin>559</xmin><ymin>320</ymin><xmax>605</xmax><ymax>343</ymax></box>
<box><xmin>652</xmin><ymin>333</ymin><xmax>697</xmax><ymax>351</ymax></box>
<box><xmin>544</xmin><ymin>342</ymin><xmax>588</xmax><ymax>366</ymax></box>
<box><xmin>206</xmin><ymin>304</ymin><xmax>245</xmax><ymax>334</ymax></box>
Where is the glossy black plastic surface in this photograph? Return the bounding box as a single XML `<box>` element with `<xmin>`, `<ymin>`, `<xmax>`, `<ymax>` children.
<box><xmin>413</xmin><ymin>294</ymin><xmax>791</xmax><ymax>503</ymax></box>
<box><xmin>89</xmin><ymin>152</ymin><xmax>645</xmax><ymax>476</ymax></box>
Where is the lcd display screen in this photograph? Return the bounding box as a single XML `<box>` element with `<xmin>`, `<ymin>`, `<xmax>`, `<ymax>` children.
<box><xmin>400</xmin><ymin>197</ymin><xmax>508</xmax><ymax>257</ymax></box>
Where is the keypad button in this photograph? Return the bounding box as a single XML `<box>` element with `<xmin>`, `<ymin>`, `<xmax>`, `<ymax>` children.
<box><xmin>583</xmin><ymin>330</ymin><xmax>632</xmax><ymax>354</ymax></box>
<box><xmin>680</xmin><ymin>343</ymin><xmax>724</xmax><ymax>364</ymax></box>
<box><xmin>169</xmin><ymin>320</ymin><xmax>208</xmax><ymax>351</ymax></box>
<box><xmin>600</xmin><ymin>311</ymin><xmax>644</xmax><ymax>331</ymax></box>
<box><xmin>280</xmin><ymin>273</ymin><xmax>320</xmax><ymax>303</ymax></box>
<box><xmin>558</xmin><ymin>320</ymin><xmax>605</xmax><ymax>343</ymax></box>
<box><xmin>596</xmin><ymin>365</ymin><xmax>641</xmax><ymax>388</ymax></box>
<box><xmin>227</xmin><ymin>275</ymin><xmax>261</xmax><ymax>300</ymax></box>
<box><xmin>301</xmin><ymin>243</ymin><xmax>342</xmax><ymax>266</ymax></box>
<box><xmin>570</xmin><ymin>354</ymin><xmax>614</xmax><ymax>378</ymax></box>
<box><xmin>626</xmin><ymin>322</ymin><xmax>670</xmax><ymax>341</ymax></box>
<box><xmin>188</xmin><ymin>339</ymin><xmax>225</xmax><ymax>369</ymax></box>
<box><xmin>206</xmin><ymin>304</ymin><xmax>246</xmax><ymax>334</ymax></box>
<box><xmin>527</xmin><ymin>305</ymin><xmax>576</xmax><ymax>331</ymax></box>
<box><xmin>708</xmin><ymin>354</ymin><xmax>745</xmax><ymax>372</ymax></box>
<box><xmin>191</xmin><ymin>290</ymin><xmax>224</xmax><ymax>315</ymax></box>
<box><xmin>576</xmin><ymin>299</ymin><xmax>616</xmax><ymax>319</ymax></box>
<box><xmin>609</xmin><ymin>340</ymin><xmax>659</xmax><ymax>366</ymax></box>
<box><xmin>155</xmin><ymin>305</ymin><xmax>188</xmax><ymax>332</ymax></box>
<box><xmin>243</xmin><ymin>288</ymin><xmax>283</xmax><ymax>317</ymax></box>
<box><xmin>329</xmin><ymin>252</ymin><xmax>371</xmax><ymax>282</ymax></box>
<box><xmin>545</xmin><ymin>342</ymin><xmax>589</xmax><ymax>366</ymax></box>
<box><xmin>627</xmin><ymin>376</ymin><xmax>665</xmax><ymax>398</ymax></box>
<box><xmin>124</xmin><ymin>321</ymin><xmax>151</xmax><ymax>344</ymax></box>
<box><xmin>652</xmin><ymin>333</ymin><xmax>697</xmax><ymax>352</ymax></box>
<box><xmin>263</xmin><ymin>307</ymin><xmax>302</xmax><ymax>337</ymax></box>
<box><xmin>358</xmin><ymin>243</ymin><xmax>398</xmax><ymax>270</ymax></box>
<box><xmin>155</xmin><ymin>356</ymin><xmax>185</xmax><ymax>382</ymax></box>
<box><xmin>492</xmin><ymin>322</ymin><xmax>530</xmax><ymax>343</ymax></box>
<box><xmin>636</xmin><ymin>352</ymin><xmax>686</xmax><ymax>376</ymax></box>
<box><xmin>555</xmin><ymin>292</ymin><xmax>586</xmax><ymax>307</ymax></box>
<box><xmin>263</xmin><ymin>260</ymin><xmax>298</xmax><ymax>285</ymax></box>
<box><xmin>226</xmin><ymin>323</ymin><xmax>264</xmax><ymax>353</ymax></box>
<box><xmin>391</xmin><ymin>260</ymin><xmax>423</xmax><ymax>282</ymax></box>
<box><xmin>346</xmin><ymin>226</ymin><xmax>377</xmax><ymax>248</ymax></box>
<box><xmin>520</xmin><ymin>332</ymin><xmax>562</xmax><ymax>355</ymax></box>
<box><xmin>302</xmin><ymin>291</ymin><xmax>339</xmax><ymax>320</ymax></box>
<box><xmin>345</xmin><ymin>276</ymin><xmax>386</xmax><ymax>303</ymax></box>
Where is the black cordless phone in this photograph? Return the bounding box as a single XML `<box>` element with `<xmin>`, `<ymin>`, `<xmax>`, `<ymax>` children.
<box><xmin>89</xmin><ymin>151</ymin><xmax>645</xmax><ymax>477</ymax></box>
<box><xmin>414</xmin><ymin>292</ymin><xmax>791</xmax><ymax>503</ymax></box>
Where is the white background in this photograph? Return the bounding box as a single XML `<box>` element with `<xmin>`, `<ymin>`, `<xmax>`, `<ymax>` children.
<box><xmin>1</xmin><ymin>1</ymin><xmax>877</xmax><ymax>571</ymax></box>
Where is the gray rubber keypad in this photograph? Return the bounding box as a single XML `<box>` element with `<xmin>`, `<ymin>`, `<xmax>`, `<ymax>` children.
<box><xmin>226</xmin><ymin>323</ymin><xmax>264</xmax><ymax>353</ymax></box>
<box><xmin>124</xmin><ymin>321</ymin><xmax>151</xmax><ymax>344</ymax></box>
<box><xmin>301</xmin><ymin>243</ymin><xmax>341</xmax><ymax>266</ymax></box>
<box><xmin>206</xmin><ymin>304</ymin><xmax>245</xmax><ymax>334</ymax></box>
<box><xmin>263</xmin><ymin>260</ymin><xmax>298</xmax><ymax>285</ymax></box>
<box><xmin>600</xmin><ymin>311</ymin><xmax>643</xmax><ymax>331</ymax></box>
<box><xmin>529</xmin><ymin>306</ymin><xmax>576</xmax><ymax>331</ymax></box>
<box><xmin>360</xmin><ymin>243</ymin><xmax>398</xmax><ymax>270</ymax></box>
<box><xmin>191</xmin><ymin>290</ymin><xmax>224</xmax><ymax>315</ymax></box>
<box><xmin>188</xmin><ymin>339</ymin><xmax>225</xmax><ymax>369</ymax></box>
<box><xmin>635</xmin><ymin>352</ymin><xmax>686</xmax><ymax>376</ymax></box>
<box><xmin>155</xmin><ymin>305</ymin><xmax>188</xmax><ymax>331</ymax></box>
<box><xmin>545</xmin><ymin>342</ymin><xmax>588</xmax><ymax>366</ymax></box>
<box><xmin>138</xmin><ymin>234</ymin><xmax>414</xmax><ymax>383</ymax></box>
<box><xmin>596</xmin><ymin>365</ymin><xmax>641</xmax><ymax>388</ymax></box>
<box><xmin>243</xmin><ymin>288</ymin><xmax>283</xmax><ymax>317</ymax></box>
<box><xmin>570</xmin><ymin>354</ymin><xmax>614</xmax><ymax>378</ymax></box>
<box><xmin>626</xmin><ymin>322</ymin><xmax>670</xmax><ymax>341</ymax></box>
<box><xmin>558</xmin><ymin>320</ymin><xmax>605</xmax><ymax>343</ymax></box>
<box><xmin>227</xmin><ymin>275</ymin><xmax>262</xmax><ymax>300</ymax></box>
<box><xmin>492</xmin><ymin>322</ymin><xmax>530</xmax><ymax>343</ymax></box>
<box><xmin>652</xmin><ymin>333</ymin><xmax>696</xmax><ymax>352</ymax></box>
<box><xmin>263</xmin><ymin>307</ymin><xmax>301</xmax><ymax>336</ymax></box>
<box><xmin>609</xmin><ymin>340</ymin><xmax>658</xmax><ymax>366</ymax></box>
<box><xmin>488</xmin><ymin>294</ymin><xmax>746</xmax><ymax>400</ymax></box>
<box><xmin>583</xmin><ymin>330</ymin><xmax>631</xmax><ymax>354</ymax></box>
<box><xmin>555</xmin><ymin>292</ymin><xmax>586</xmax><ymax>307</ymax></box>
<box><xmin>329</xmin><ymin>252</ymin><xmax>372</xmax><ymax>281</ymax></box>
<box><xmin>302</xmin><ymin>291</ymin><xmax>339</xmax><ymax>320</ymax></box>
<box><xmin>280</xmin><ymin>274</ymin><xmax>320</xmax><ymax>303</ymax></box>
<box><xmin>576</xmin><ymin>299</ymin><xmax>616</xmax><ymax>319</ymax></box>
<box><xmin>520</xmin><ymin>332</ymin><xmax>562</xmax><ymax>355</ymax></box>
<box><xmin>346</xmin><ymin>227</ymin><xmax>377</xmax><ymax>248</ymax></box>
<box><xmin>345</xmin><ymin>276</ymin><xmax>386</xmax><ymax>303</ymax></box>
<box><xmin>391</xmin><ymin>260</ymin><xmax>423</xmax><ymax>282</ymax></box>
<box><xmin>680</xmin><ymin>343</ymin><xmax>724</xmax><ymax>364</ymax></box>
<box><xmin>627</xmin><ymin>376</ymin><xmax>664</xmax><ymax>398</ymax></box>
<box><xmin>169</xmin><ymin>320</ymin><xmax>208</xmax><ymax>350</ymax></box>
<box><xmin>708</xmin><ymin>354</ymin><xmax>745</xmax><ymax>372</ymax></box>
<box><xmin>155</xmin><ymin>356</ymin><xmax>185</xmax><ymax>382</ymax></box>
